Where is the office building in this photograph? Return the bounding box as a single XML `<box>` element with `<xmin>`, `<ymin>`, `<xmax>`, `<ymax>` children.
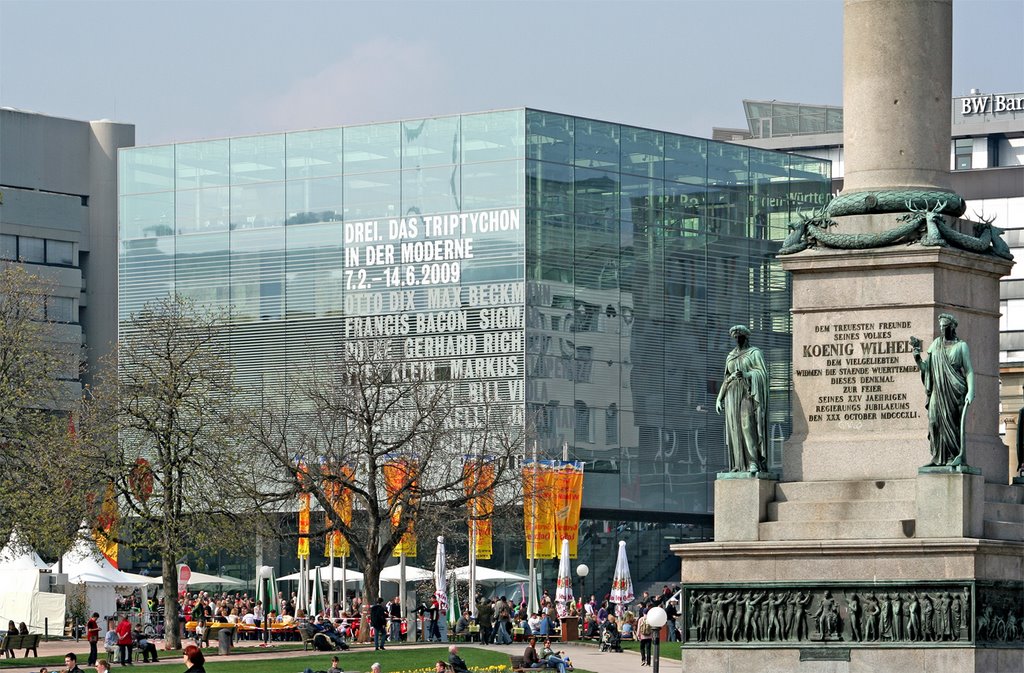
<box><xmin>118</xmin><ymin>109</ymin><xmax>831</xmax><ymax>586</ymax></box>
<box><xmin>0</xmin><ymin>108</ymin><xmax>134</xmax><ymax>404</ymax></box>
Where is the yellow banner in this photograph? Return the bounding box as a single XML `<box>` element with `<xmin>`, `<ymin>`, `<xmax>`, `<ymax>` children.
<box><xmin>463</xmin><ymin>459</ymin><xmax>495</xmax><ymax>560</ymax></box>
<box><xmin>383</xmin><ymin>460</ymin><xmax>417</xmax><ymax>557</ymax></box>
<box><xmin>94</xmin><ymin>482</ymin><xmax>119</xmax><ymax>569</ymax></box>
<box><xmin>523</xmin><ymin>462</ymin><xmax>556</xmax><ymax>560</ymax></box>
<box><xmin>324</xmin><ymin>464</ymin><xmax>354</xmax><ymax>558</ymax></box>
<box><xmin>553</xmin><ymin>461</ymin><xmax>584</xmax><ymax>557</ymax></box>
<box><xmin>298</xmin><ymin>492</ymin><xmax>311</xmax><ymax>560</ymax></box>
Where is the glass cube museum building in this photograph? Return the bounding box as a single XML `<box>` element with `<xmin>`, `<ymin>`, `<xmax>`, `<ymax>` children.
<box><xmin>118</xmin><ymin>109</ymin><xmax>831</xmax><ymax>586</ymax></box>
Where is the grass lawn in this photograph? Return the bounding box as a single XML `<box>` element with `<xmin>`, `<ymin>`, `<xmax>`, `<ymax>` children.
<box><xmin>1</xmin><ymin>645</ymin><xmax>599</xmax><ymax>673</ymax></box>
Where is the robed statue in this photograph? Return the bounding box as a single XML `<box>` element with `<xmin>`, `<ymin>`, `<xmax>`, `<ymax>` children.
<box><xmin>715</xmin><ymin>325</ymin><xmax>768</xmax><ymax>473</ymax></box>
<box><xmin>910</xmin><ymin>313</ymin><xmax>975</xmax><ymax>467</ymax></box>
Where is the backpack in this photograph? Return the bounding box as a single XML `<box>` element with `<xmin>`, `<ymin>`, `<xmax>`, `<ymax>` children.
<box><xmin>637</xmin><ymin>618</ymin><xmax>653</xmax><ymax>639</ymax></box>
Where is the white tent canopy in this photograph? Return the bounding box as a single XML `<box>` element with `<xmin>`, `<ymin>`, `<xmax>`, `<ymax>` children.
<box><xmin>56</xmin><ymin>536</ymin><xmax>146</xmax><ymax>620</ymax></box>
<box><xmin>379</xmin><ymin>564</ymin><xmax>433</xmax><ymax>583</ymax></box>
<box><xmin>278</xmin><ymin>566</ymin><xmax>364</xmax><ymax>584</ymax></box>
<box><xmin>0</xmin><ymin>569</ymin><xmax>65</xmax><ymax>635</ymax></box>
<box><xmin>453</xmin><ymin>565</ymin><xmax>528</xmax><ymax>583</ymax></box>
<box><xmin>0</xmin><ymin>531</ymin><xmax>49</xmax><ymax>571</ymax></box>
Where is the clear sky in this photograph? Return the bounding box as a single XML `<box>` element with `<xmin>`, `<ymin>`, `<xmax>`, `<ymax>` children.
<box><xmin>1</xmin><ymin>0</ymin><xmax>1021</xmax><ymax>145</ymax></box>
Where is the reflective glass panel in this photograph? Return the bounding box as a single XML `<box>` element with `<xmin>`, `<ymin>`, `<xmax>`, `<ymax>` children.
<box><xmin>231</xmin><ymin>134</ymin><xmax>286</xmax><ymax>183</ymax></box>
<box><xmin>463</xmin><ymin>160</ymin><xmax>525</xmax><ymax>210</ymax></box>
<box><xmin>287</xmin><ymin>128</ymin><xmax>344</xmax><ymax>179</ymax></box>
<box><xmin>46</xmin><ymin>240</ymin><xmax>74</xmax><ymax>266</ymax></box>
<box><xmin>286</xmin><ymin>177</ymin><xmax>343</xmax><ymax>225</ymax></box>
<box><xmin>401</xmin><ymin>165</ymin><xmax>461</xmax><ymax>216</ymax></box>
<box><xmin>620</xmin><ymin>127</ymin><xmax>664</xmax><ymax>179</ymax></box>
<box><xmin>230</xmin><ymin>228</ymin><xmax>285</xmax><ymax>322</ymax></box>
<box><xmin>121</xmin><ymin>192</ymin><xmax>175</xmax><ymax>239</ymax></box>
<box><xmin>461</xmin><ymin>110</ymin><xmax>524</xmax><ymax>164</ymax></box>
<box><xmin>526</xmin><ymin>110</ymin><xmax>573</xmax><ymax>165</ymax></box>
<box><xmin>574</xmin><ymin>118</ymin><xmax>619</xmax><ymax>171</ymax></box>
<box><xmin>343</xmin><ymin>172</ymin><xmax>400</xmax><ymax>221</ymax></box>
<box><xmin>230</xmin><ymin>181</ymin><xmax>286</xmax><ymax>230</ymax></box>
<box><xmin>285</xmin><ymin>222</ymin><xmax>344</xmax><ymax>318</ymax></box>
<box><xmin>176</xmin><ymin>140</ymin><xmax>230</xmax><ymax>190</ymax></box>
<box><xmin>402</xmin><ymin>115</ymin><xmax>460</xmax><ymax>169</ymax></box>
<box><xmin>120</xmin><ymin>145</ymin><xmax>174</xmax><ymax>195</ymax></box>
<box><xmin>344</xmin><ymin>123</ymin><xmax>400</xmax><ymax>174</ymax></box>
<box><xmin>176</xmin><ymin>187</ymin><xmax>229</xmax><ymax>235</ymax></box>
<box><xmin>175</xmin><ymin>232</ymin><xmax>230</xmax><ymax>308</ymax></box>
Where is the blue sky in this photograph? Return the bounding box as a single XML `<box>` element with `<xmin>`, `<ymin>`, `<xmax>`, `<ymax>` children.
<box><xmin>1</xmin><ymin>0</ymin><xmax>1021</xmax><ymax>145</ymax></box>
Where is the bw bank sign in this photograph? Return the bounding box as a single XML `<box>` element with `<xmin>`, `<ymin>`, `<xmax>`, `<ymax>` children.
<box><xmin>957</xmin><ymin>91</ymin><xmax>1024</xmax><ymax>117</ymax></box>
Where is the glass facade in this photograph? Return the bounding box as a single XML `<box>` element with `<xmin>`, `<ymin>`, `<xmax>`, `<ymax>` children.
<box><xmin>118</xmin><ymin>109</ymin><xmax>831</xmax><ymax>585</ymax></box>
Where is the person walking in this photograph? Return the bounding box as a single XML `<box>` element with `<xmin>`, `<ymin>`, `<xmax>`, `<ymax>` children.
<box><xmin>370</xmin><ymin>598</ymin><xmax>388</xmax><ymax>651</ymax></box>
<box><xmin>86</xmin><ymin>613</ymin><xmax>100</xmax><ymax>666</ymax></box>
<box><xmin>636</xmin><ymin>612</ymin><xmax>653</xmax><ymax>666</ymax></box>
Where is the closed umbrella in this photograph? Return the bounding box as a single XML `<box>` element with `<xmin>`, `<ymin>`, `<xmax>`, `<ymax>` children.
<box><xmin>434</xmin><ymin>536</ymin><xmax>448</xmax><ymax>611</ymax></box>
<box><xmin>555</xmin><ymin>538</ymin><xmax>574</xmax><ymax>610</ymax></box>
<box><xmin>434</xmin><ymin>536</ymin><xmax>448</xmax><ymax>641</ymax></box>
<box><xmin>447</xmin><ymin>571</ymin><xmax>461</xmax><ymax>627</ymax></box>
<box><xmin>311</xmin><ymin>565</ymin><xmax>326</xmax><ymax>616</ymax></box>
<box><xmin>609</xmin><ymin>540</ymin><xmax>634</xmax><ymax>615</ymax></box>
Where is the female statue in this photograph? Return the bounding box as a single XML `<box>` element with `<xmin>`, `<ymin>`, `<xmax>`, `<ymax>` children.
<box><xmin>715</xmin><ymin>325</ymin><xmax>769</xmax><ymax>473</ymax></box>
<box><xmin>911</xmin><ymin>313</ymin><xmax>974</xmax><ymax>467</ymax></box>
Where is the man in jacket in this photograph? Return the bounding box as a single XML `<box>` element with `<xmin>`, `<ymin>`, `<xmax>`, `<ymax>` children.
<box><xmin>448</xmin><ymin>644</ymin><xmax>470</xmax><ymax>673</ymax></box>
<box><xmin>388</xmin><ymin>596</ymin><xmax>403</xmax><ymax>643</ymax></box>
<box><xmin>369</xmin><ymin>598</ymin><xmax>388</xmax><ymax>651</ymax></box>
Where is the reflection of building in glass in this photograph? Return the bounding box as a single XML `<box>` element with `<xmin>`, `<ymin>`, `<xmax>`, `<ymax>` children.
<box><xmin>119</xmin><ymin>109</ymin><xmax>830</xmax><ymax>588</ymax></box>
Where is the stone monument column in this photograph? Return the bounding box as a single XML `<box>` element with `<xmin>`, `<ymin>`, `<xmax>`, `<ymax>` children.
<box><xmin>843</xmin><ymin>0</ymin><xmax>953</xmax><ymax>195</ymax></box>
<box><xmin>675</xmin><ymin>2</ymin><xmax>1022</xmax><ymax>672</ymax></box>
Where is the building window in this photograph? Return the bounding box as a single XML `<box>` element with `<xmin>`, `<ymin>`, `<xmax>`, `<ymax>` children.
<box><xmin>575</xmin><ymin>400</ymin><xmax>592</xmax><ymax>443</ymax></box>
<box><xmin>18</xmin><ymin>237</ymin><xmax>45</xmax><ymax>263</ymax></box>
<box><xmin>955</xmin><ymin>139</ymin><xmax>973</xmax><ymax>170</ymax></box>
<box><xmin>46</xmin><ymin>240</ymin><xmax>74</xmax><ymax>266</ymax></box>
<box><xmin>45</xmin><ymin>296</ymin><xmax>75</xmax><ymax>323</ymax></box>
<box><xmin>605</xmin><ymin>403</ymin><xmax>618</xmax><ymax>446</ymax></box>
<box><xmin>0</xmin><ymin>234</ymin><xmax>15</xmax><ymax>260</ymax></box>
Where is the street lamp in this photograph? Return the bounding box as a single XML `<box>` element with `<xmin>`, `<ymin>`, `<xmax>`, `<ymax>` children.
<box><xmin>575</xmin><ymin>564</ymin><xmax>589</xmax><ymax>607</ymax></box>
<box><xmin>646</xmin><ymin>606</ymin><xmax>667</xmax><ymax>673</ymax></box>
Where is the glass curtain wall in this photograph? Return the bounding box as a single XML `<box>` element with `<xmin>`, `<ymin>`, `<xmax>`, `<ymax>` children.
<box><xmin>120</xmin><ymin>108</ymin><xmax>830</xmax><ymax>590</ymax></box>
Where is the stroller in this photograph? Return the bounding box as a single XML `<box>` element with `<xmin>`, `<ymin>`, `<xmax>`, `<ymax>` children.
<box><xmin>599</xmin><ymin>625</ymin><xmax>623</xmax><ymax>653</ymax></box>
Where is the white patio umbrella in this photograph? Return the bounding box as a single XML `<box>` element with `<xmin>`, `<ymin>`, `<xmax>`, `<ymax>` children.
<box><xmin>452</xmin><ymin>566</ymin><xmax>528</xmax><ymax>583</ymax></box>
<box><xmin>433</xmin><ymin>536</ymin><xmax>448</xmax><ymax>613</ymax></box>
<box><xmin>378</xmin><ymin>564</ymin><xmax>433</xmax><ymax>582</ymax></box>
<box><xmin>609</xmin><ymin>540</ymin><xmax>634</xmax><ymax>615</ymax></box>
<box><xmin>278</xmin><ymin>566</ymin><xmax>364</xmax><ymax>583</ymax></box>
<box><xmin>555</xmin><ymin>538</ymin><xmax>574</xmax><ymax>609</ymax></box>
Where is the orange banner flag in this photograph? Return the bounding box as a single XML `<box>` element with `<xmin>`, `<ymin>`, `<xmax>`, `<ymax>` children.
<box><xmin>383</xmin><ymin>459</ymin><xmax>418</xmax><ymax>557</ymax></box>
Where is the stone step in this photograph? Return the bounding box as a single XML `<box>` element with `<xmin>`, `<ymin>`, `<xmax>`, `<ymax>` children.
<box><xmin>982</xmin><ymin>519</ymin><xmax>1024</xmax><ymax>542</ymax></box>
<box><xmin>984</xmin><ymin>483</ymin><xmax>1024</xmax><ymax>505</ymax></box>
<box><xmin>759</xmin><ymin>519</ymin><xmax>915</xmax><ymax>541</ymax></box>
<box><xmin>774</xmin><ymin>479</ymin><xmax>915</xmax><ymax>503</ymax></box>
<box><xmin>984</xmin><ymin>501</ymin><xmax>1024</xmax><ymax>524</ymax></box>
<box><xmin>767</xmin><ymin>499</ymin><xmax>915</xmax><ymax>522</ymax></box>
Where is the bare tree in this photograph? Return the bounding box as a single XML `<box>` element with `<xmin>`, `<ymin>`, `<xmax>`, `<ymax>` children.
<box><xmin>80</xmin><ymin>294</ymin><xmax>258</xmax><ymax>649</ymax></box>
<box><xmin>241</xmin><ymin>338</ymin><xmax>526</xmax><ymax>606</ymax></box>
<box><xmin>0</xmin><ymin>264</ymin><xmax>92</xmax><ymax>554</ymax></box>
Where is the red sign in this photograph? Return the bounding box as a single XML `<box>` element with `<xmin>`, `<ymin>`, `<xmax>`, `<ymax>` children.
<box><xmin>178</xmin><ymin>564</ymin><xmax>191</xmax><ymax>585</ymax></box>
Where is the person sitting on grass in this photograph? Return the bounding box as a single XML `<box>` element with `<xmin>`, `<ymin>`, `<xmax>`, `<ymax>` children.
<box><xmin>327</xmin><ymin>655</ymin><xmax>342</xmax><ymax>673</ymax></box>
<box><xmin>434</xmin><ymin>662</ymin><xmax>450</xmax><ymax>673</ymax></box>
<box><xmin>97</xmin><ymin>662</ymin><xmax>111</xmax><ymax>673</ymax></box>
<box><xmin>448</xmin><ymin>644</ymin><xmax>470</xmax><ymax>673</ymax></box>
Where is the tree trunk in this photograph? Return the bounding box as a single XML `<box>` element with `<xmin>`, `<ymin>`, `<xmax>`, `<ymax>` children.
<box><xmin>162</xmin><ymin>555</ymin><xmax>181</xmax><ymax>650</ymax></box>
